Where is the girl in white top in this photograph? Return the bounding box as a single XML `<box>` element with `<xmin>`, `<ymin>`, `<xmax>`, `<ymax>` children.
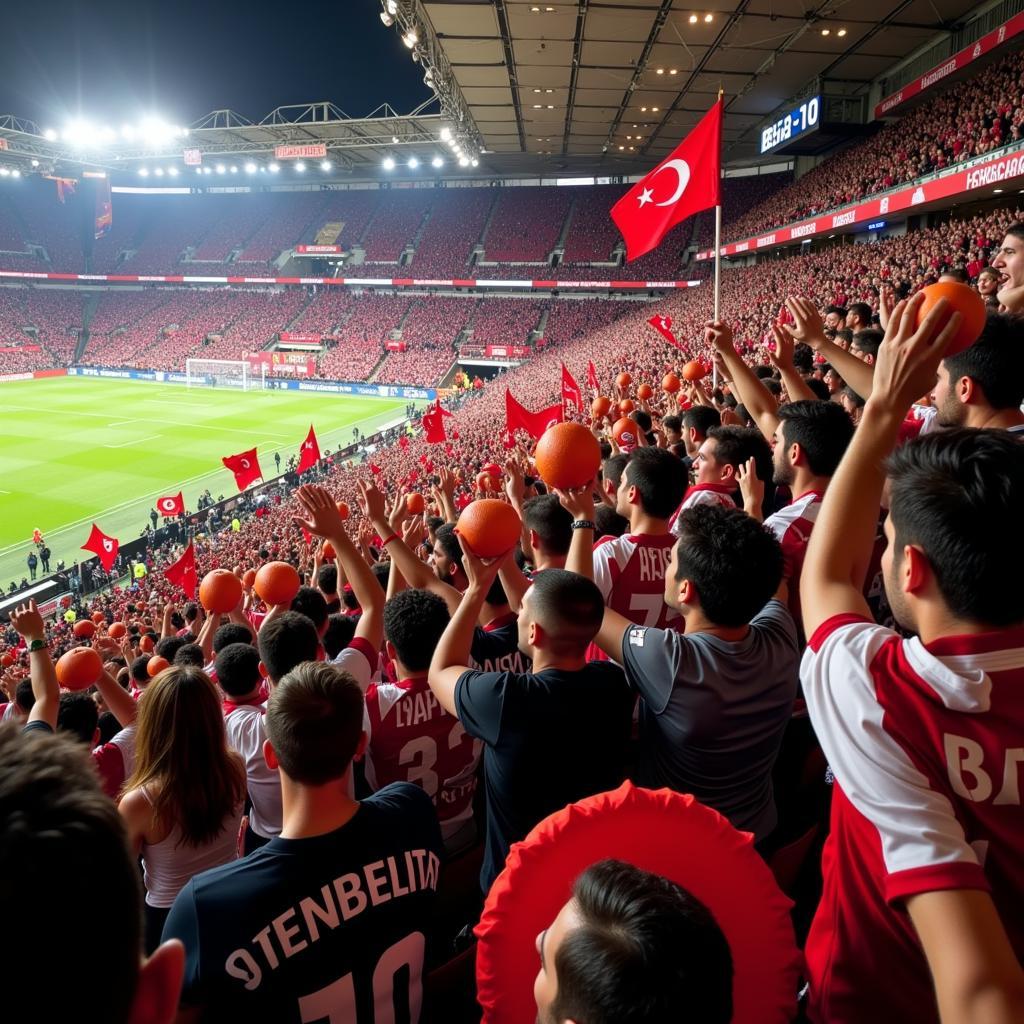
<box><xmin>119</xmin><ymin>664</ymin><xmax>246</xmax><ymax>952</ymax></box>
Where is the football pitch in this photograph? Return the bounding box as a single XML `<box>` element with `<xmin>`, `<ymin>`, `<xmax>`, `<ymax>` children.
<box><xmin>0</xmin><ymin>377</ymin><xmax>412</xmax><ymax>589</ymax></box>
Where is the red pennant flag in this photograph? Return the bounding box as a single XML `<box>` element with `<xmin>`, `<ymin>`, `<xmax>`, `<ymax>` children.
<box><xmin>300</xmin><ymin>525</ymin><xmax>312</xmax><ymax>546</ymax></box>
<box><xmin>587</xmin><ymin>360</ymin><xmax>600</xmax><ymax>392</ymax></box>
<box><xmin>82</xmin><ymin>524</ymin><xmax>119</xmax><ymax>572</ymax></box>
<box><xmin>422</xmin><ymin>406</ymin><xmax>447</xmax><ymax>444</ymax></box>
<box><xmin>424</xmin><ymin>460</ymin><xmax>434</xmax><ymax>473</ymax></box>
<box><xmin>505</xmin><ymin>388</ymin><xmax>563</xmax><ymax>441</ymax></box>
<box><xmin>611</xmin><ymin>99</ymin><xmax>722</xmax><ymax>262</ymax></box>
<box><xmin>156</xmin><ymin>492</ymin><xmax>184</xmax><ymax>517</ymax></box>
<box><xmin>502</xmin><ymin>432</ymin><xmax>516</xmax><ymax>450</ymax></box>
<box><xmin>648</xmin><ymin>313</ymin><xmax>686</xmax><ymax>352</ymax></box>
<box><xmin>399</xmin><ymin>435</ymin><xmax>409</xmax><ymax>449</ymax></box>
<box><xmin>370</xmin><ymin>463</ymin><xmax>382</xmax><ymax>475</ymax></box>
<box><xmin>222</xmin><ymin>448</ymin><xmax>262</xmax><ymax>491</ymax></box>
<box><xmin>164</xmin><ymin>543</ymin><xmax>198</xmax><ymax>600</ymax></box>
<box><xmin>561</xmin><ymin>363</ymin><xmax>583</xmax><ymax>415</ymax></box>
<box><xmin>297</xmin><ymin>425</ymin><xmax>321</xmax><ymax>475</ymax></box>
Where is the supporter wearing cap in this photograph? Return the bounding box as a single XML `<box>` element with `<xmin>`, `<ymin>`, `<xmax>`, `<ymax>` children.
<box><xmin>429</xmin><ymin>556</ymin><xmax>633</xmax><ymax>892</ymax></box>
<box><xmin>799</xmin><ymin>292</ymin><xmax>1024</xmax><ymax>1023</ymax></box>
<box><xmin>162</xmin><ymin>662</ymin><xmax>442</xmax><ymax>1020</ymax></box>
<box><xmin>535</xmin><ymin>860</ymin><xmax>733</xmax><ymax>1024</ymax></box>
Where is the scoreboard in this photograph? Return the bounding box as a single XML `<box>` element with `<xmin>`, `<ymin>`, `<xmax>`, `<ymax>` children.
<box><xmin>759</xmin><ymin>96</ymin><xmax>822</xmax><ymax>155</ymax></box>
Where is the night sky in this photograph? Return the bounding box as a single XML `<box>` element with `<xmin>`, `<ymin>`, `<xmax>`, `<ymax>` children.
<box><xmin>3</xmin><ymin>0</ymin><xmax>432</xmax><ymax>130</ymax></box>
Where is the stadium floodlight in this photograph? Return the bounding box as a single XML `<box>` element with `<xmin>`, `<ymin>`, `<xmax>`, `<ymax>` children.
<box><xmin>138</xmin><ymin>167</ymin><xmax>149</xmax><ymax>177</ymax></box>
<box><xmin>380</xmin><ymin>12</ymin><xmax>394</xmax><ymax>26</ymax></box>
<box><xmin>320</xmin><ymin>160</ymin><xmax>332</xmax><ymax>171</ymax></box>
<box><xmin>10</xmin><ymin>169</ymin><xmax>20</xmax><ymax>178</ymax></box>
<box><xmin>407</xmin><ymin>156</ymin><xmax>419</xmax><ymax>169</ymax></box>
<box><xmin>471</xmin><ymin>158</ymin><xmax>479</xmax><ymax>167</ymax></box>
<box><xmin>295</xmin><ymin>161</ymin><xmax>306</xmax><ymax>172</ymax></box>
<box><xmin>431</xmin><ymin>155</ymin><xmax>444</xmax><ymax>168</ymax></box>
<box><xmin>99</xmin><ymin>126</ymin><xmax>116</xmax><ymax>143</ymax></box>
<box><xmin>203</xmin><ymin>167</ymin><xmax>212</xmax><ymax>175</ymax></box>
<box><xmin>195</xmin><ymin>167</ymin><xmax>202</xmax><ymax>175</ymax></box>
<box><xmin>244</xmin><ymin>162</ymin><xmax>257</xmax><ymax>174</ymax></box>
<box><xmin>120</xmin><ymin>124</ymin><xmax>135</xmax><ymax>139</ymax></box>
<box><xmin>229</xmin><ymin>165</ymin><xmax>238</xmax><ymax>173</ymax></box>
<box><xmin>269</xmin><ymin>162</ymin><xmax>280</xmax><ymax>173</ymax></box>
<box><xmin>63</xmin><ymin>121</ymin><xmax>94</xmax><ymax>147</ymax></box>
<box><xmin>440</xmin><ymin>126</ymin><xmax>452</xmax><ymax>142</ymax></box>
<box><xmin>382</xmin><ymin>156</ymin><xmax>396</xmax><ymax>170</ymax></box>
<box><xmin>458</xmin><ymin>155</ymin><xmax>470</xmax><ymax>167</ymax></box>
<box><xmin>43</xmin><ymin>128</ymin><xmax>58</xmax><ymax>141</ymax></box>
<box><xmin>0</xmin><ymin>169</ymin><xmax>9</xmax><ymax>177</ymax></box>
<box><xmin>392</xmin><ymin>135</ymin><xmax>399</xmax><ymax>144</ymax></box>
<box><xmin>31</xmin><ymin>159</ymin><xmax>39</xmax><ymax>167</ymax></box>
<box><xmin>167</xmin><ymin>166</ymin><xmax>178</xmax><ymax>176</ymax></box>
<box><xmin>153</xmin><ymin>167</ymin><xmax>164</xmax><ymax>177</ymax></box>
<box><xmin>402</xmin><ymin>29</ymin><xmax>418</xmax><ymax>48</ymax></box>
<box><xmin>385</xmin><ymin>0</ymin><xmax>397</xmax><ymax>13</ymax></box>
<box><xmin>215</xmin><ymin>164</ymin><xmax>226</xmax><ymax>174</ymax></box>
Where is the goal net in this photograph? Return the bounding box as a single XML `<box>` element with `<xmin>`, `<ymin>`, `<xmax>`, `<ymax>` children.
<box><xmin>185</xmin><ymin>358</ymin><xmax>263</xmax><ymax>390</ymax></box>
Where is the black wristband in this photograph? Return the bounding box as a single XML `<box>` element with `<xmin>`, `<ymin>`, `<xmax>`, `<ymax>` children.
<box><xmin>571</xmin><ymin>520</ymin><xmax>595</xmax><ymax>531</ymax></box>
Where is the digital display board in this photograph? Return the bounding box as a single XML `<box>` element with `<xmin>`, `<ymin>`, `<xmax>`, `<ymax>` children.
<box><xmin>759</xmin><ymin>96</ymin><xmax>821</xmax><ymax>155</ymax></box>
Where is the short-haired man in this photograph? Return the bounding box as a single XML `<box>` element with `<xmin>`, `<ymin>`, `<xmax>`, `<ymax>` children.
<box><xmin>429</xmin><ymin>559</ymin><xmax>634</xmax><ymax>892</ymax></box>
<box><xmin>534</xmin><ymin>859</ymin><xmax>733</xmax><ymax>1024</ymax></box>
<box><xmin>846</xmin><ymin>301</ymin><xmax>873</xmax><ymax>333</ymax></box>
<box><xmin>679</xmin><ymin>405</ymin><xmax>722</xmax><ymax>473</ymax></box>
<box><xmin>992</xmin><ymin>221</ymin><xmax>1024</xmax><ymax>312</ymax></box>
<box><xmin>800</xmin><ymin>292</ymin><xmax>1024</xmax><ymax>1023</ymax></box>
<box><xmin>850</xmin><ymin>328</ymin><xmax>883</xmax><ymax>364</ymax></box>
<box><xmin>163</xmin><ymin>662</ymin><xmax>442</xmax><ymax>1021</ymax></box>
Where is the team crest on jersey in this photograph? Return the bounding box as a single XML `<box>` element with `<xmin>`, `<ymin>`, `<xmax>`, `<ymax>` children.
<box><xmin>628</xmin><ymin>627</ymin><xmax>646</xmax><ymax>647</ymax></box>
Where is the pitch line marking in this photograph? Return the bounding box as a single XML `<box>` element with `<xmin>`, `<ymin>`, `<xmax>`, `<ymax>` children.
<box><xmin>103</xmin><ymin>434</ymin><xmax>162</xmax><ymax>448</ymax></box>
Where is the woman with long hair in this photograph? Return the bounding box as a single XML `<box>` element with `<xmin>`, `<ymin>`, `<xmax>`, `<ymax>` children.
<box><xmin>119</xmin><ymin>665</ymin><xmax>246</xmax><ymax>951</ymax></box>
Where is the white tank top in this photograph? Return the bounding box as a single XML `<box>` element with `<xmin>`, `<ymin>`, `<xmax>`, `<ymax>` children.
<box><xmin>140</xmin><ymin>787</ymin><xmax>242</xmax><ymax>907</ymax></box>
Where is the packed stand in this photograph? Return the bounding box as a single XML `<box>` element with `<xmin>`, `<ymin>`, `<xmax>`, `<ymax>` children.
<box><xmin>410</xmin><ymin>188</ymin><xmax>493</xmax><ymax>277</ymax></box>
<box><xmin>285</xmin><ymin>288</ymin><xmax>353</xmax><ymax>337</ymax></box>
<box><xmin>373</xmin><ymin>339</ymin><xmax>455</xmax><ymax>385</ymax></box>
<box><xmin>468</xmin><ymin>297</ymin><xmax>543</xmax><ymax>346</ymax></box>
<box><xmin>360</xmin><ymin>190</ymin><xmax>434</xmax><ymax>263</ymax></box>
<box><xmin>316</xmin><ymin>336</ymin><xmax>385</xmax><ymax>381</ymax></box>
<box><xmin>236</xmin><ymin>194</ymin><xmax>328</xmax><ymax>263</ymax></box>
<box><xmin>482</xmin><ymin>186</ymin><xmax>573</xmax><ymax>262</ymax></box>
<box><xmin>398</xmin><ymin>295</ymin><xmax>474</xmax><ymax>346</ymax></box>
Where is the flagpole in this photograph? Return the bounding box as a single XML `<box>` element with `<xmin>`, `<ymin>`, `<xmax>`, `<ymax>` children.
<box><xmin>712</xmin><ymin>87</ymin><xmax>723</xmax><ymax>392</ymax></box>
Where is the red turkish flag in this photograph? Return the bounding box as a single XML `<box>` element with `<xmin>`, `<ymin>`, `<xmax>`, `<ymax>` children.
<box><xmin>163</xmin><ymin>543</ymin><xmax>198</xmax><ymax>600</ymax></box>
<box><xmin>648</xmin><ymin>313</ymin><xmax>686</xmax><ymax>352</ymax></box>
<box><xmin>561</xmin><ymin>363</ymin><xmax>583</xmax><ymax>415</ymax></box>
<box><xmin>505</xmin><ymin>388</ymin><xmax>563</xmax><ymax>441</ymax></box>
<box><xmin>296</xmin><ymin>425</ymin><xmax>321</xmax><ymax>474</ymax></box>
<box><xmin>611</xmin><ymin>99</ymin><xmax>722</xmax><ymax>262</ymax></box>
<box><xmin>436</xmin><ymin>399</ymin><xmax>453</xmax><ymax>418</ymax></box>
<box><xmin>422</xmin><ymin>407</ymin><xmax>447</xmax><ymax>444</ymax></box>
<box><xmin>222</xmin><ymin>448</ymin><xmax>262</xmax><ymax>491</ymax></box>
<box><xmin>587</xmin><ymin>360</ymin><xmax>600</xmax><ymax>392</ymax></box>
<box><xmin>156</xmin><ymin>492</ymin><xmax>184</xmax><ymax>517</ymax></box>
<box><xmin>82</xmin><ymin>524</ymin><xmax>119</xmax><ymax>572</ymax></box>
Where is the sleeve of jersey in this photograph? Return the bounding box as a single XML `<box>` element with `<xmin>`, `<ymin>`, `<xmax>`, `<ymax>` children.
<box><xmin>591</xmin><ymin>540</ymin><xmax>617</xmax><ymax>600</ymax></box>
<box><xmin>162</xmin><ymin>882</ymin><xmax>204</xmax><ymax>1005</ymax></box>
<box><xmin>802</xmin><ymin>615</ymin><xmax>989</xmax><ymax>903</ymax></box>
<box><xmin>91</xmin><ymin>743</ymin><xmax>125</xmax><ymax>799</ymax></box>
<box><xmin>454</xmin><ymin>669</ymin><xmax>507</xmax><ymax>746</ymax></box>
<box><xmin>333</xmin><ymin>638</ymin><xmax>376</xmax><ymax>691</ymax></box>
<box><xmin>620</xmin><ymin>626</ymin><xmax>681</xmax><ymax>715</ymax></box>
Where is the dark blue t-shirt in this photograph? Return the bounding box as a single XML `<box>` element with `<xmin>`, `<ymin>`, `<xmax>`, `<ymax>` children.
<box><xmin>163</xmin><ymin>783</ymin><xmax>442</xmax><ymax>1023</ymax></box>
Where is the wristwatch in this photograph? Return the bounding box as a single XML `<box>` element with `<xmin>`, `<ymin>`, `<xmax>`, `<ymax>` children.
<box><xmin>571</xmin><ymin>520</ymin><xmax>596</xmax><ymax>531</ymax></box>
<box><xmin>28</xmin><ymin>638</ymin><xmax>47</xmax><ymax>652</ymax></box>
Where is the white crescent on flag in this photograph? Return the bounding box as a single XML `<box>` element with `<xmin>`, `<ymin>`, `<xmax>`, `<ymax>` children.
<box><xmin>160</xmin><ymin>498</ymin><xmax>175</xmax><ymax>512</ymax></box>
<box><xmin>653</xmin><ymin>159</ymin><xmax>691</xmax><ymax>207</ymax></box>
<box><xmin>240</xmin><ymin>459</ymin><xmax>250</xmax><ymax>469</ymax></box>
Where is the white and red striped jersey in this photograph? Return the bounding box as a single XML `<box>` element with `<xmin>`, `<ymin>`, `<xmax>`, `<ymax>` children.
<box><xmin>764</xmin><ymin>489</ymin><xmax>823</xmax><ymax>629</ymax></box>
<box><xmin>801</xmin><ymin>615</ymin><xmax>1024</xmax><ymax>1024</ymax></box>
<box><xmin>364</xmin><ymin>676</ymin><xmax>481</xmax><ymax>841</ymax></box>
<box><xmin>592</xmin><ymin>533</ymin><xmax>681</xmax><ymax>630</ymax></box>
<box><xmin>670</xmin><ymin>482</ymin><xmax>737</xmax><ymax>536</ymax></box>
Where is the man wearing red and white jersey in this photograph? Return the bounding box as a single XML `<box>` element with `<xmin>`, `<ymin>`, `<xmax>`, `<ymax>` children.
<box><xmin>594</xmin><ymin>447</ymin><xmax>687</xmax><ymax>631</ymax></box>
<box><xmin>800</xmin><ymin>292</ymin><xmax>1024</xmax><ymax>1024</ymax></box>
<box><xmin>365</xmin><ymin>589</ymin><xmax>481</xmax><ymax>852</ymax></box>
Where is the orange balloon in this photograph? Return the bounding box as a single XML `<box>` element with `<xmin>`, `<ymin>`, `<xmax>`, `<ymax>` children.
<box><xmin>73</xmin><ymin>620</ymin><xmax>96</xmax><ymax>639</ymax></box>
<box><xmin>914</xmin><ymin>282</ymin><xmax>987</xmax><ymax>355</ymax></box>
<box><xmin>255</xmin><ymin>561</ymin><xmax>301</xmax><ymax>607</ymax></box>
<box><xmin>636</xmin><ymin>383</ymin><xmax>653</xmax><ymax>401</ymax></box>
<box><xmin>591</xmin><ymin>395</ymin><xmax>612</xmax><ymax>418</ymax></box>
<box><xmin>108</xmin><ymin>622</ymin><xmax>127</xmax><ymax>639</ymax></box>
<box><xmin>242</xmin><ymin>569</ymin><xmax>256</xmax><ymax>589</ymax></box>
<box><xmin>56</xmin><ymin>648</ymin><xmax>104</xmax><ymax>691</ymax></box>
<box><xmin>199</xmin><ymin>569</ymin><xmax>243</xmax><ymax>614</ymax></box>
<box><xmin>616</xmin><ymin>372</ymin><xmax>632</xmax><ymax>389</ymax></box>
<box><xmin>662</xmin><ymin>372</ymin><xmax>681</xmax><ymax>393</ymax></box>
<box><xmin>139</xmin><ymin>635</ymin><xmax>155</xmax><ymax>653</ymax></box>
<box><xmin>534</xmin><ymin>422</ymin><xmax>602</xmax><ymax>490</ymax></box>
<box><xmin>336</xmin><ymin>501</ymin><xmax>350</xmax><ymax>521</ymax></box>
<box><xmin>612</xmin><ymin>417</ymin><xmax>640</xmax><ymax>449</ymax></box>
<box><xmin>682</xmin><ymin>360</ymin><xmax>707</xmax><ymax>382</ymax></box>
<box><xmin>406</xmin><ymin>492</ymin><xmax>425</xmax><ymax>515</ymax></box>
<box><xmin>147</xmin><ymin>655</ymin><xmax>170</xmax><ymax>678</ymax></box>
<box><xmin>91</xmin><ymin>612</ymin><xmax>105</xmax><ymax>625</ymax></box>
<box><xmin>618</xmin><ymin>399</ymin><xmax>635</xmax><ymax>415</ymax></box>
<box><xmin>476</xmin><ymin>472</ymin><xmax>496</xmax><ymax>492</ymax></box>
<box><xmin>321</xmin><ymin>540</ymin><xmax>336</xmax><ymax>560</ymax></box>
<box><xmin>457</xmin><ymin>499</ymin><xmax>522</xmax><ymax>559</ymax></box>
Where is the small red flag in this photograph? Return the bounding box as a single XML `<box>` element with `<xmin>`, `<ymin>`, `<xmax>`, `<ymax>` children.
<box><xmin>561</xmin><ymin>363</ymin><xmax>583</xmax><ymax>415</ymax></box>
<box><xmin>611</xmin><ymin>99</ymin><xmax>723</xmax><ymax>262</ymax></box>
<box><xmin>505</xmin><ymin>388</ymin><xmax>563</xmax><ymax>440</ymax></box>
<box><xmin>156</xmin><ymin>492</ymin><xmax>184</xmax><ymax>517</ymax></box>
<box><xmin>370</xmin><ymin>463</ymin><xmax>382</xmax><ymax>475</ymax></box>
<box><xmin>82</xmin><ymin>524</ymin><xmax>119</xmax><ymax>572</ymax></box>
<box><xmin>422</xmin><ymin>406</ymin><xmax>447</xmax><ymax>444</ymax></box>
<box><xmin>164</xmin><ymin>543</ymin><xmax>198</xmax><ymax>600</ymax></box>
<box><xmin>587</xmin><ymin>360</ymin><xmax>600</xmax><ymax>392</ymax></box>
<box><xmin>297</xmin><ymin>425</ymin><xmax>321</xmax><ymax>475</ymax></box>
<box><xmin>648</xmin><ymin>314</ymin><xmax>686</xmax><ymax>352</ymax></box>
<box><xmin>399</xmin><ymin>436</ymin><xmax>409</xmax><ymax>450</ymax></box>
<box><xmin>222</xmin><ymin>448</ymin><xmax>262</xmax><ymax>491</ymax></box>
<box><xmin>300</xmin><ymin>525</ymin><xmax>312</xmax><ymax>546</ymax></box>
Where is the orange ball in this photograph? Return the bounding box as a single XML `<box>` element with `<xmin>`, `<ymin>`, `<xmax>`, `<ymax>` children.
<box><xmin>321</xmin><ymin>540</ymin><xmax>336</xmax><ymax>560</ymax></box>
<box><xmin>108</xmin><ymin>622</ymin><xmax>127</xmax><ymax>639</ymax></box>
<box><xmin>56</xmin><ymin>648</ymin><xmax>104</xmax><ymax>691</ymax></box>
<box><xmin>140</xmin><ymin>635</ymin><xmax>155</xmax><ymax>653</ymax></box>
<box><xmin>636</xmin><ymin>383</ymin><xmax>653</xmax><ymax>401</ymax></box>
<box><xmin>682</xmin><ymin>360</ymin><xmax>707</xmax><ymax>381</ymax></box>
<box><xmin>336</xmin><ymin>501</ymin><xmax>350</xmax><ymax>521</ymax></box>
<box><xmin>619</xmin><ymin>399</ymin><xmax>635</xmax><ymax>415</ymax></box>
<box><xmin>476</xmin><ymin>472</ymin><xmax>496</xmax><ymax>492</ymax></box>
<box><xmin>255</xmin><ymin>561</ymin><xmax>301</xmax><ymax>607</ymax></box>
<box><xmin>91</xmin><ymin>612</ymin><xmax>105</xmax><ymax>625</ymax></box>
<box><xmin>591</xmin><ymin>395</ymin><xmax>611</xmax><ymax>418</ymax></box>
<box><xmin>457</xmin><ymin>499</ymin><xmax>522</xmax><ymax>558</ymax></box>
<box><xmin>662</xmin><ymin>372</ymin><xmax>681</xmax><ymax>393</ymax></box>
<box><xmin>73</xmin><ymin>620</ymin><xmax>96</xmax><ymax>639</ymax></box>
<box><xmin>406</xmin><ymin>492</ymin><xmax>425</xmax><ymax>515</ymax></box>
<box><xmin>242</xmin><ymin>569</ymin><xmax>256</xmax><ymax>589</ymax></box>
<box><xmin>147</xmin><ymin>655</ymin><xmax>170</xmax><ymax>678</ymax></box>
<box><xmin>914</xmin><ymin>282</ymin><xmax>987</xmax><ymax>355</ymax></box>
<box><xmin>199</xmin><ymin>569</ymin><xmax>243</xmax><ymax>614</ymax></box>
<box><xmin>616</xmin><ymin>371</ymin><xmax>632</xmax><ymax>389</ymax></box>
<box><xmin>612</xmin><ymin>417</ymin><xmax>641</xmax><ymax>449</ymax></box>
<box><xmin>534</xmin><ymin>422</ymin><xmax>602</xmax><ymax>490</ymax></box>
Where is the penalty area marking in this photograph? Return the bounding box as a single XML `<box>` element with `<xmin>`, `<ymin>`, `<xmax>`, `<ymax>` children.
<box><xmin>104</xmin><ymin>434</ymin><xmax>162</xmax><ymax>448</ymax></box>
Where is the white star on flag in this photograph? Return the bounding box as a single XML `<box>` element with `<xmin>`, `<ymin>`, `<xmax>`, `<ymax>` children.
<box><xmin>637</xmin><ymin>187</ymin><xmax>654</xmax><ymax>208</ymax></box>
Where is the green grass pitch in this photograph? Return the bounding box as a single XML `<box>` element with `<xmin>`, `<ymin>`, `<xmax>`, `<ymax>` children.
<box><xmin>0</xmin><ymin>377</ymin><xmax>412</xmax><ymax>588</ymax></box>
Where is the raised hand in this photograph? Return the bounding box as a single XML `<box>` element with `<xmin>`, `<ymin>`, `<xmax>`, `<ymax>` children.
<box><xmin>768</xmin><ymin>324</ymin><xmax>795</xmax><ymax>371</ymax></box>
<box><xmin>357</xmin><ymin>479</ymin><xmax>388</xmax><ymax>526</ymax></box>
<box><xmin>783</xmin><ymin>296</ymin><xmax>827</xmax><ymax>348</ymax></box>
<box><xmin>11</xmin><ymin>600</ymin><xmax>45</xmax><ymax>642</ymax></box>
<box><xmin>454</xmin><ymin>533</ymin><xmax>511</xmax><ymax>596</ymax></box>
<box><xmin>704</xmin><ymin>320</ymin><xmax>735</xmax><ymax>353</ymax></box>
<box><xmin>554</xmin><ymin>480</ymin><xmax>597</xmax><ymax>522</ymax></box>
<box><xmin>293</xmin><ymin>484</ymin><xmax>347</xmax><ymax>540</ymax></box>
<box><xmin>736</xmin><ymin>457</ymin><xmax>765</xmax><ymax>520</ymax></box>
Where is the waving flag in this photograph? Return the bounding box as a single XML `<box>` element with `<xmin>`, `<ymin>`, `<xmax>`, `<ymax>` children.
<box><xmin>422</xmin><ymin>405</ymin><xmax>447</xmax><ymax>443</ymax></box>
<box><xmin>587</xmin><ymin>360</ymin><xmax>600</xmax><ymax>392</ymax></box>
<box><xmin>156</xmin><ymin>493</ymin><xmax>184</xmax><ymax>517</ymax></box>
<box><xmin>222</xmin><ymin>448</ymin><xmax>262</xmax><ymax>491</ymax></box>
<box><xmin>506</xmin><ymin>388</ymin><xmax>563</xmax><ymax>441</ymax></box>
<box><xmin>648</xmin><ymin>313</ymin><xmax>686</xmax><ymax>352</ymax></box>
<box><xmin>164</xmin><ymin>543</ymin><xmax>198</xmax><ymax>600</ymax></box>
<box><xmin>296</xmin><ymin>425</ymin><xmax>321</xmax><ymax>474</ymax></box>
<box><xmin>82</xmin><ymin>524</ymin><xmax>119</xmax><ymax>572</ymax></box>
<box><xmin>561</xmin><ymin>363</ymin><xmax>583</xmax><ymax>414</ymax></box>
<box><xmin>612</xmin><ymin>99</ymin><xmax>722</xmax><ymax>262</ymax></box>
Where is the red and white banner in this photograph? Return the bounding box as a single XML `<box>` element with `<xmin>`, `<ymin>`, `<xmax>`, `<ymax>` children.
<box><xmin>295</xmin><ymin>244</ymin><xmax>342</xmax><ymax>254</ymax></box>
<box><xmin>0</xmin><ymin>345</ymin><xmax>40</xmax><ymax>352</ymax></box>
<box><xmin>696</xmin><ymin>143</ymin><xmax>1024</xmax><ymax>260</ymax></box>
<box><xmin>278</xmin><ymin>333</ymin><xmax>323</xmax><ymax>344</ymax></box>
<box><xmin>0</xmin><ymin>368</ymin><xmax>66</xmax><ymax>383</ymax></box>
<box><xmin>275</xmin><ymin>143</ymin><xmax>327</xmax><ymax>159</ymax></box>
<box><xmin>385</xmin><ymin>340</ymin><xmax>408</xmax><ymax>352</ymax></box>
<box><xmin>485</xmin><ymin>344</ymin><xmax>531</xmax><ymax>358</ymax></box>
<box><xmin>875</xmin><ymin>12</ymin><xmax>1024</xmax><ymax>119</ymax></box>
<box><xmin>246</xmin><ymin>353</ymin><xmax>316</xmax><ymax>376</ymax></box>
<box><xmin>183</xmin><ymin>148</ymin><xmax>203</xmax><ymax>166</ymax></box>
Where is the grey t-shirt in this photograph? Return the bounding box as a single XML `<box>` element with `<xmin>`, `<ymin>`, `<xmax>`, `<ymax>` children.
<box><xmin>620</xmin><ymin>599</ymin><xmax>800</xmax><ymax>840</ymax></box>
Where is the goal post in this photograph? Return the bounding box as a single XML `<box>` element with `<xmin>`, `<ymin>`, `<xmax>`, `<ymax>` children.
<box><xmin>185</xmin><ymin>358</ymin><xmax>262</xmax><ymax>390</ymax></box>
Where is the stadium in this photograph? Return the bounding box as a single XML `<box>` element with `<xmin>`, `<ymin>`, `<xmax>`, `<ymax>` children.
<box><xmin>2</xmin><ymin>0</ymin><xmax>1023</xmax><ymax>1021</ymax></box>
